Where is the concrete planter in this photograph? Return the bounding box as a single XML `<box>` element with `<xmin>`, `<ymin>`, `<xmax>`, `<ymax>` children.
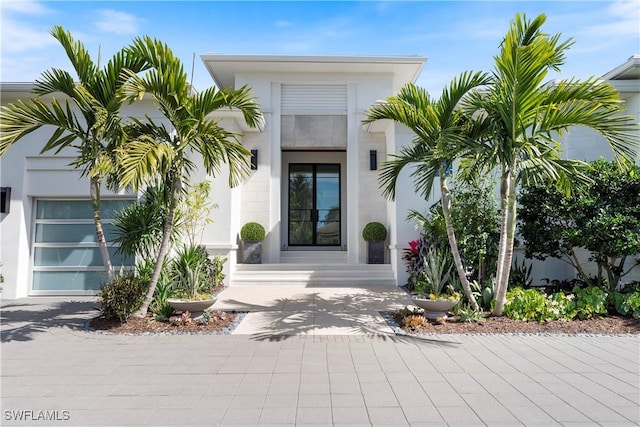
<box><xmin>367</xmin><ymin>241</ymin><xmax>385</xmax><ymax>264</ymax></box>
<box><xmin>411</xmin><ymin>297</ymin><xmax>459</xmax><ymax>319</ymax></box>
<box><xmin>167</xmin><ymin>298</ymin><xmax>215</xmax><ymax>314</ymax></box>
<box><xmin>241</xmin><ymin>241</ymin><xmax>262</xmax><ymax>264</ymax></box>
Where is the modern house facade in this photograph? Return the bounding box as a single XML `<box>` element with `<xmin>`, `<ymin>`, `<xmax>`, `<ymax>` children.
<box><xmin>1</xmin><ymin>54</ymin><xmax>638</xmax><ymax>299</ymax></box>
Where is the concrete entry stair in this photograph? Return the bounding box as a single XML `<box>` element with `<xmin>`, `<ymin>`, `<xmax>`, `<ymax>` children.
<box><xmin>232</xmin><ymin>250</ymin><xmax>396</xmax><ymax>287</ymax></box>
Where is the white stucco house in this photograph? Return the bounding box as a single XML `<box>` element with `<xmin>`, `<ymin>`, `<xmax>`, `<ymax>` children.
<box><xmin>1</xmin><ymin>54</ymin><xmax>638</xmax><ymax>298</ymax></box>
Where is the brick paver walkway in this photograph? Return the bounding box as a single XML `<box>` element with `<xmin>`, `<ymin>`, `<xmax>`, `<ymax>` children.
<box><xmin>1</xmin><ymin>297</ymin><xmax>638</xmax><ymax>426</ymax></box>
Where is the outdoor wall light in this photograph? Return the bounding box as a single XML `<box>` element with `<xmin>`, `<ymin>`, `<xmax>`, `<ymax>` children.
<box><xmin>369</xmin><ymin>150</ymin><xmax>377</xmax><ymax>170</ymax></box>
<box><xmin>1</xmin><ymin>187</ymin><xmax>11</xmax><ymax>213</ymax></box>
<box><xmin>250</xmin><ymin>149</ymin><xmax>258</xmax><ymax>170</ymax></box>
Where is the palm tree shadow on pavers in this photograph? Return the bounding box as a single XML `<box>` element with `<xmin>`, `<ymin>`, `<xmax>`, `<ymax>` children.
<box><xmin>1</xmin><ymin>299</ymin><xmax>97</xmax><ymax>342</ymax></box>
<box><xmin>215</xmin><ymin>287</ymin><xmax>460</xmax><ymax>345</ymax></box>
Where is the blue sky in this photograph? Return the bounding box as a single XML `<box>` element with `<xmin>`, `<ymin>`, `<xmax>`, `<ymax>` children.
<box><xmin>1</xmin><ymin>1</ymin><xmax>638</xmax><ymax>96</ymax></box>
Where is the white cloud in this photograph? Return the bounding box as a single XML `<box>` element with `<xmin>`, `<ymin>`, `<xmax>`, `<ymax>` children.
<box><xmin>94</xmin><ymin>9</ymin><xmax>142</xmax><ymax>35</ymax></box>
<box><xmin>0</xmin><ymin>5</ymin><xmax>57</xmax><ymax>53</ymax></box>
<box><xmin>275</xmin><ymin>20</ymin><xmax>292</xmax><ymax>28</ymax></box>
<box><xmin>1</xmin><ymin>0</ymin><xmax>51</xmax><ymax>15</ymax></box>
<box><xmin>578</xmin><ymin>0</ymin><xmax>639</xmax><ymax>40</ymax></box>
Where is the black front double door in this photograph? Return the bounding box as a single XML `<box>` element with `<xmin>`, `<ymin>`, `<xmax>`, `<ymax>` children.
<box><xmin>288</xmin><ymin>164</ymin><xmax>341</xmax><ymax>246</ymax></box>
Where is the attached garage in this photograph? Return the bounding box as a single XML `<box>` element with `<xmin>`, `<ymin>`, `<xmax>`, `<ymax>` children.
<box><xmin>31</xmin><ymin>199</ymin><xmax>134</xmax><ymax>295</ymax></box>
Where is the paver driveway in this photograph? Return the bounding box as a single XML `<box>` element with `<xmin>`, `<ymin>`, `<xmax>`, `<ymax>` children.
<box><xmin>1</xmin><ymin>295</ymin><xmax>638</xmax><ymax>426</ymax></box>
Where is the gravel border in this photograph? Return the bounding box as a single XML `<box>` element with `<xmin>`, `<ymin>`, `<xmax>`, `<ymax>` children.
<box><xmin>82</xmin><ymin>311</ymin><xmax>249</xmax><ymax>336</ymax></box>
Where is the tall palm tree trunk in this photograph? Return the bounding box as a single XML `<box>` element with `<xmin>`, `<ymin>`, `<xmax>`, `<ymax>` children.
<box><xmin>133</xmin><ymin>178</ymin><xmax>179</xmax><ymax>318</ymax></box>
<box><xmin>90</xmin><ymin>176</ymin><xmax>115</xmax><ymax>283</ymax></box>
<box><xmin>440</xmin><ymin>173</ymin><xmax>480</xmax><ymax>311</ymax></box>
<box><xmin>493</xmin><ymin>171</ymin><xmax>517</xmax><ymax>316</ymax></box>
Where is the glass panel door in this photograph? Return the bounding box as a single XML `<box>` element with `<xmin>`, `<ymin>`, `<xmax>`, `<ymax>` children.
<box><xmin>289</xmin><ymin>164</ymin><xmax>340</xmax><ymax>246</ymax></box>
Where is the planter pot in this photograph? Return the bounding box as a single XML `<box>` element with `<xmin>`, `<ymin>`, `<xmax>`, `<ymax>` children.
<box><xmin>167</xmin><ymin>298</ymin><xmax>215</xmax><ymax>314</ymax></box>
<box><xmin>241</xmin><ymin>241</ymin><xmax>262</xmax><ymax>264</ymax></box>
<box><xmin>411</xmin><ymin>297</ymin><xmax>459</xmax><ymax>319</ymax></box>
<box><xmin>367</xmin><ymin>241</ymin><xmax>385</xmax><ymax>264</ymax></box>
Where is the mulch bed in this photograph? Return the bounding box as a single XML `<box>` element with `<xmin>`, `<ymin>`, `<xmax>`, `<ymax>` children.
<box><xmin>88</xmin><ymin>310</ymin><xmax>640</xmax><ymax>336</ymax></box>
<box><xmin>89</xmin><ymin>311</ymin><xmax>238</xmax><ymax>334</ymax></box>
<box><xmin>389</xmin><ymin>311</ymin><xmax>640</xmax><ymax>335</ymax></box>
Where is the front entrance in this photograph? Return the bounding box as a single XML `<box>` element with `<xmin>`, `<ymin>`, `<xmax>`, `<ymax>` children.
<box><xmin>288</xmin><ymin>164</ymin><xmax>341</xmax><ymax>246</ymax></box>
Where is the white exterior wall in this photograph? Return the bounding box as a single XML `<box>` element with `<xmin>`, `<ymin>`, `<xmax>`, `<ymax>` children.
<box><xmin>1</xmin><ymin>56</ymin><xmax>637</xmax><ymax>298</ymax></box>
<box><xmin>231</xmin><ymin>71</ymin><xmax>400</xmax><ymax>267</ymax></box>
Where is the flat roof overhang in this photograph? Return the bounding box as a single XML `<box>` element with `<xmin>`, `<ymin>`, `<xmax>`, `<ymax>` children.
<box><xmin>200</xmin><ymin>54</ymin><xmax>426</xmax><ymax>89</ymax></box>
<box><xmin>603</xmin><ymin>54</ymin><xmax>640</xmax><ymax>80</ymax></box>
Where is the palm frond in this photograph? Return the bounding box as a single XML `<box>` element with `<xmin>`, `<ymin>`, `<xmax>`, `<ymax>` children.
<box><xmin>116</xmin><ymin>138</ymin><xmax>176</xmax><ymax>190</ymax></box>
<box><xmin>48</xmin><ymin>26</ymin><xmax>98</xmax><ymax>86</ymax></box>
<box><xmin>0</xmin><ymin>98</ymin><xmax>84</xmax><ymax>156</ymax></box>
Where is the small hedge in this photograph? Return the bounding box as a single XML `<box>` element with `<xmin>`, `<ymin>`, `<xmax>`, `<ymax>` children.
<box><xmin>241</xmin><ymin>222</ymin><xmax>266</xmax><ymax>242</ymax></box>
<box><xmin>362</xmin><ymin>222</ymin><xmax>387</xmax><ymax>242</ymax></box>
<box><xmin>98</xmin><ymin>275</ymin><xmax>149</xmax><ymax>322</ymax></box>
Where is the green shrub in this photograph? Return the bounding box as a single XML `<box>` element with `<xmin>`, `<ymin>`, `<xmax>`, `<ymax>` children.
<box><xmin>609</xmin><ymin>290</ymin><xmax>640</xmax><ymax>318</ymax></box>
<box><xmin>150</xmin><ymin>277</ymin><xmax>174</xmax><ymax>321</ymax></box>
<box><xmin>504</xmin><ymin>287</ymin><xmax>550</xmax><ymax>321</ymax></box>
<box><xmin>172</xmin><ymin>244</ymin><xmax>213</xmax><ymax>299</ymax></box>
<box><xmin>240</xmin><ymin>222</ymin><xmax>266</xmax><ymax>241</ymax></box>
<box><xmin>212</xmin><ymin>255</ymin><xmax>227</xmax><ymax>287</ymax></box>
<box><xmin>98</xmin><ymin>275</ymin><xmax>148</xmax><ymax>322</ymax></box>
<box><xmin>362</xmin><ymin>222</ymin><xmax>387</xmax><ymax>242</ymax></box>
<box><xmin>547</xmin><ymin>291</ymin><xmax>577</xmax><ymax>321</ymax></box>
<box><xmin>572</xmin><ymin>286</ymin><xmax>608</xmax><ymax>319</ymax></box>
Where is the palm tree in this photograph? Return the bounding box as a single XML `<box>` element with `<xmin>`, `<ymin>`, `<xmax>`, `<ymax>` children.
<box><xmin>0</xmin><ymin>26</ymin><xmax>149</xmax><ymax>283</ymax></box>
<box><xmin>363</xmin><ymin>71</ymin><xmax>491</xmax><ymax>311</ymax></box>
<box><xmin>117</xmin><ymin>36</ymin><xmax>262</xmax><ymax>317</ymax></box>
<box><xmin>464</xmin><ymin>13</ymin><xmax>639</xmax><ymax>315</ymax></box>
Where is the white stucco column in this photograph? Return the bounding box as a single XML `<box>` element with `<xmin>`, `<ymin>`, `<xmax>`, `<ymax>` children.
<box><xmin>384</xmin><ymin>124</ymin><xmax>401</xmax><ymax>285</ymax></box>
<box><xmin>346</xmin><ymin>84</ymin><xmax>359</xmax><ymax>263</ymax></box>
<box><xmin>267</xmin><ymin>83</ymin><xmax>282</xmax><ymax>263</ymax></box>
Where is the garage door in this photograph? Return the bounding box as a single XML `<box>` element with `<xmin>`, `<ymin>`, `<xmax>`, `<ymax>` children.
<box><xmin>32</xmin><ymin>199</ymin><xmax>135</xmax><ymax>294</ymax></box>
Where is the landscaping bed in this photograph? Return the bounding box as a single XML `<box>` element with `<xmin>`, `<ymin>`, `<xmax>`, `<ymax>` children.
<box><xmin>88</xmin><ymin>311</ymin><xmax>245</xmax><ymax>335</ymax></box>
<box><xmin>386</xmin><ymin>310</ymin><xmax>640</xmax><ymax>335</ymax></box>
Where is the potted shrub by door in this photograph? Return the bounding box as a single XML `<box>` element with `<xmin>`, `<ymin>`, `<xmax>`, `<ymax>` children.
<box><xmin>240</xmin><ymin>222</ymin><xmax>265</xmax><ymax>264</ymax></box>
<box><xmin>411</xmin><ymin>246</ymin><xmax>460</xmax><ymax>319</ymax></box>
<box><xmin>363</xmin><ymin>222</ymin><xmax>387</xmax><ymax>264</ymax></box>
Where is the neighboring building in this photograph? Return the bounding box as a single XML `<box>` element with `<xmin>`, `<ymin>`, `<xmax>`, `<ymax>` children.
<box><xmin>1</xmin><ymin>54</ymin><xmax>638</xmax><ymax>298</ymax></box>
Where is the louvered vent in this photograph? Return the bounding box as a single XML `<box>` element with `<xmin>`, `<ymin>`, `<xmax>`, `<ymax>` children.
<box><xmin>281</xmin><ymin>85</ymin><xmax>347</xmax><ymax>114</ymax></box>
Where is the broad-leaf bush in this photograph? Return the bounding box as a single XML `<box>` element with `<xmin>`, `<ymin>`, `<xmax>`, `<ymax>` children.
<box><xmin>98</xmin><ymin>275</ymin><xmax>148</xmax><ymax>322</ymax></box>
<box><xmin>572</xmin><ymin>286</ymin><xmax>608</xmax><ymax>319</ymax></box>
<box><xmin>504</xmin><ymin>288</ymin><xmax>551</xmax><ymax>321</ymax></box>
<box><xmin>609</xmin><ymin>289</ymin><xmax>640</xmax><ymax>318</ymax></box>
<box><xmin>504</xmin><ymin>286</ymin><xmax>618</xmax><ymax>322</ymax></box>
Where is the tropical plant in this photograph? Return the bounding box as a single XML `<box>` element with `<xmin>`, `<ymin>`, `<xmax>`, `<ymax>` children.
<box><xmin>454</xmin><ymin>304</ymin><xmax>486</xmax><ymax>323</ymax></box>
<box><xmin>572</xmin><ymin>286</ymin><xmax>608</xmax><ymax>319</ymax></box>
<box><xmin>212</xmin><ymin>255</ymin><xmax>228</xmax><ymax>288</ymax></box>
<box><xmin>150</xmin><ymin>277</ymin><xmax>174</xmax><ymax>321</ymax></box>
<box><xmin>519</xmin><ymin>159</ymin><xmax>640</xmax><ymax>290</ymax></box>
<box><xmin>402</xmin><ymin>238</ymin><xmax>431</xmax><ymax>289</ymax></box>
<box><xmin>409</xmin><ymin>176</ymin><xmax>500</xmax><ymax>285</ymax></box>
<box><xmin>112</xmin><ymin>186</ymin><xmax>182</xmax><ymax>259</ymax></box>
<box><xmin>182</xmin><ymin>180</ymin><xmax>217</xmax><ymax>246</ymax></box>
<box><xmin>0</xmin><ymin>26</ymin><xmax>149</xmax><ymax>282</ymax></box>
<box><xmin>414</xmin><ymin>247</ymin><xmax>455</xmax><ymax>298</ymax></box>
<box><xmin>509</xmin><ymin>257</ymin><xmax>533</xmax><ymax>289</ymax></box>
<box><xmin>463</xmin><ymin>13</ymin><xmax>639</xmax><ymax>315</ymax></box>
<box><xmin>171</xmin><ymin>244</ymin><xmax>215</xmax><ymax>300</ymax></box>
<box><xmin>364</xmin><ymin>71</ymin><xmax>491</xmax><ymax>311</ymax></box>
<box><xmin>115</xmin><ymin>36</ymin><xmax>262</xmax><ymax>317</ymax></box>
